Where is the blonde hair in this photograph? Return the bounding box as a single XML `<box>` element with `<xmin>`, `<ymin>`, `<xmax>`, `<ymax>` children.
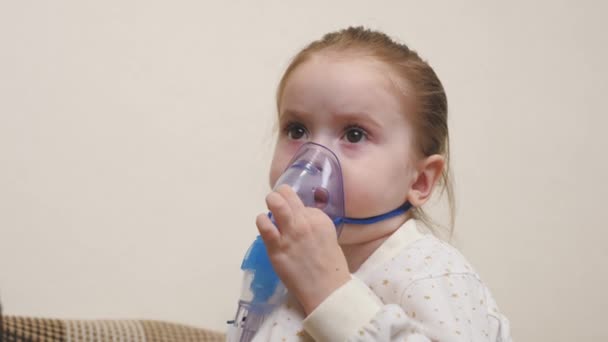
<box><xmin>276</xmin><ymin>27</ymin><xmax>455</xmax><ymax>237</ymax></box>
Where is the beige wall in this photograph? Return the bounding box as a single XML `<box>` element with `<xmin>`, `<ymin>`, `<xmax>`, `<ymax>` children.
<box><xmin>1</xmin><ymin>1</ymin><xmax>606</xmax><ymax>341</ymax></box>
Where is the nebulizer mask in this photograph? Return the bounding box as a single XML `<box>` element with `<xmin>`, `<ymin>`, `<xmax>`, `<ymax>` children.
<box><xmin>227</xmin><ymin>142</ymin><xmax>412</xmax><ymax>342</ymax></box>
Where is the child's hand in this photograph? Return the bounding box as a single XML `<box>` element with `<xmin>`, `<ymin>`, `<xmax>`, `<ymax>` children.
<box><xmin>256</xmin><ymin>184</ymin><xmax>351</xmax><ymax>315</ymax></box>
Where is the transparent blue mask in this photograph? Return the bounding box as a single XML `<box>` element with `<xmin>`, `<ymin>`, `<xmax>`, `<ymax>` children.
<box><xmin>269</xmin><ymin>142</ymin><xmax>412</xmax><ymax>233</ymax></box>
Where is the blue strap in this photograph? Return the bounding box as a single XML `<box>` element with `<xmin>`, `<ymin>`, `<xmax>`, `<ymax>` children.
<box><xmin>268</xmin><ymin>202</ymin><xmax>413</xmax><ymax>227</ymax></box>
<box><xmin>333</xmin><ymin>202</ymin><xmax>412</xmax><ymax>226</ymax></box>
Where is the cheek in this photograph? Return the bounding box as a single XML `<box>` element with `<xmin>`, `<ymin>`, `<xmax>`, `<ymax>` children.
<box><xmin>268</xmin><ymin>155</ymin><xmax>285</xmax><ymax>189</ymax></box>
<box><xmin>342</xmin><ymin>171</ymin><xmax>385</xmax><ymax>217</ymax></box>
<box><xmin>268</xmin><ymin>141</ymin><xmax>302</xmax><ymax>188</ymax></box>
<box><xmin>340</xmin><ymin>156</ymin><xmax>412</xmax><ymax>217</ymax></box>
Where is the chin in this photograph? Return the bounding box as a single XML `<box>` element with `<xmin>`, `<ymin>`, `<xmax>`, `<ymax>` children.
<box><xmin>337</xmin><ymin>214</ymin><xmax>408</xmax><ymax>245</ymax></box>
<box><xmin>344</xmin><ymin>202</ymin><xmax>388</xmax><ymax>219</ymax></box>
<box><xmin>336</xmin><ymin>223</ymin><xmax>380</xmax><ymax>245</ymax></box>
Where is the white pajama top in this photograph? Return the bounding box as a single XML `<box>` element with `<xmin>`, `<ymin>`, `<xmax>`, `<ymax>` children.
<box><xmin>250</xmin><ymin>219</ymin><xmax>512</xmax><ymax>342</ymax></box>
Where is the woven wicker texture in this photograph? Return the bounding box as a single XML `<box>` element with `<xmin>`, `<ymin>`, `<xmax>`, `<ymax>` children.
<box><xmin>1</xmin><ymin>316</ymin><xmax>225</xmax><ymax>342</ymax></box>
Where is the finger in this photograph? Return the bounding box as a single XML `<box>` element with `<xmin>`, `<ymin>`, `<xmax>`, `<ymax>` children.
<box><xmin>265</xmin><ymin>191</ymin><xmax>294</xmax><ymax>233</ymax></box>
<box><xmin>275</xmin><ymin>184</ymin><xmax>306</xmax><ymax>212</ymax></box>
<box><xmin>256</xmin><ymin>213</ymin><xmax>281</xmax><ymax>250</ymax></box>
<box><xmin>307</xmin><ymin>207</ymin><xmax>336</xmax><ymax>232</ymax></box>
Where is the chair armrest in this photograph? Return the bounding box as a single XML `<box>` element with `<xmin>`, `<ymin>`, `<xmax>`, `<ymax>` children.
<box><xmin>1</xmin><ymin>315</ymin><xmax>225</xmax><ymax>342</ymax></box>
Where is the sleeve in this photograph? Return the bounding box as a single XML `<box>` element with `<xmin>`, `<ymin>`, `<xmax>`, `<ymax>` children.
<box><xmin>251</xmin><ymin>293</ymin><xmax>311</xmax><ymax>342</ymax></box>
<box><xmin>302</xmin><ymin>275</ymin><xmax>511</xmax><ymax>342</ymax></box>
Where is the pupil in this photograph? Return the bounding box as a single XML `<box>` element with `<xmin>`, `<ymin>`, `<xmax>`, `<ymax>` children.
<box><xmin>291</xmin><ymin>127</ymin><xmax>304</xmax><ymax>139</ymax></box>
<box><xmin>347</xmin><ymin>130</ymin><xmax>362</xmax><ymax>142</ymax></box>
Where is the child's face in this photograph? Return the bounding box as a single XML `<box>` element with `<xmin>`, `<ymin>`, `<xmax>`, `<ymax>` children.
<box><xmin>270</xmin><ymin>53</ymin><xmax>420</xmax><ymax>241</ymax></box>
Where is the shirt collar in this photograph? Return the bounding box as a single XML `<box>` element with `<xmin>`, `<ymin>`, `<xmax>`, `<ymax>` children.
<box><xmin>354</xmin><ymin>219</ymin><xmax>425</xmax><ymax>280</ymax></box>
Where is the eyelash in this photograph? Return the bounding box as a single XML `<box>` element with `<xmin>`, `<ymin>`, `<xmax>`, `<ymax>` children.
<box><xmin>282</xmin><ymin>121</ymin><xmax>370</xmax><ymax>142</ymax></box>
<box><xmin>282</xmin><ymin>122</ymin><xmax>308</xmax><ymax>140</ymax></box>
<box><xmin>343</xmin><ymin>124</ymin><xmax>369</xmax><ymax>142</ymax></box>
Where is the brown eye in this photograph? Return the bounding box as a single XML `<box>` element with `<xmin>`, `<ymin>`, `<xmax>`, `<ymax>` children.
<box><xmin>289</xmin><ymin>127</ymin><xmax>306</xmax><ymax>140</ymax></box>
<box><xmin>287</xmin><ymin>124</ymin><xmax>306</xmax><ymax>140</ymax></box>
<box><xmin>345</xmin><ymin>127</ymin><xmax>365</xmax><ymax>143</ymax></box>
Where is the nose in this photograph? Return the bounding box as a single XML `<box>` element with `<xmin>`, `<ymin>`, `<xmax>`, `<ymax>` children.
<box><xmin>307</xmin><ymin>132</ymin><xmax>343</xmax><ymax>159</ymax></box>
<box><xmin>309</xmin><ymin>135</ymin><xmax>333</xmax><ymax>150</ymax></box>
<box><xmin>294</xmin><ymin>142</ymin><xmax>341</xmax><ymax>184</ymax></box>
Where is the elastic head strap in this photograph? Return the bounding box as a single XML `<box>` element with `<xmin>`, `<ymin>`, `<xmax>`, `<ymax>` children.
<box><xmin>333</xmin><ymin>202</ymin><xmax>413</xmax><ymax>226</ymax></box>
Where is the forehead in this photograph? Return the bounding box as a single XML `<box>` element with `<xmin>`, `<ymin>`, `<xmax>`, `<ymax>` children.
<box><xmin>279</xmin><ymin>54</ymin><xmax>414</xmax><ymax>120</ymax></box>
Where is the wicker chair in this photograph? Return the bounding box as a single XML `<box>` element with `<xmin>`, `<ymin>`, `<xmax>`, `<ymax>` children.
<box><xmin>0</xmin><ymin>314</ymin><xmax>225</xmax><ymax>342</ymax></box>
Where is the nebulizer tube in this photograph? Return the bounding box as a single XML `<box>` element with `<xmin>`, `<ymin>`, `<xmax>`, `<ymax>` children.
<box><xmin>227</xmin><ymin>142</ymin><xmax>346</xmax><ymax>342</ymax></box>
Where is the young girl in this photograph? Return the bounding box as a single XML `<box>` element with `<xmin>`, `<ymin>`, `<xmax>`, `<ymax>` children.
<box><xmin>252</xmin><ymin>27</ymin><xmax>511</xmax><ymax>341</ymax></box>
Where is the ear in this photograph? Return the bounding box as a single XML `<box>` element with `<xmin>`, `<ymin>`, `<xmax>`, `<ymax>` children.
<box><xmin>406</xmin><ymin>154</ymin><xmax>445</xmax><ymax>207</ymax></box>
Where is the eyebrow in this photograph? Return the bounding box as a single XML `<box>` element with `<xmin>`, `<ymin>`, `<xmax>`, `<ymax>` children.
<box><xmin>279</xmin><ymin>109</ymin><xmax>306</xmax><ymax>123</ymax></box>
<box><xmin>333</xmin><ymin>111</ymin><xmax>384</xmax><ymax>130</ymax></box>
<box><xmin>280</xmin><ymin>109</ymin><xmax>384</xmax><ymax>130</ymax></box>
